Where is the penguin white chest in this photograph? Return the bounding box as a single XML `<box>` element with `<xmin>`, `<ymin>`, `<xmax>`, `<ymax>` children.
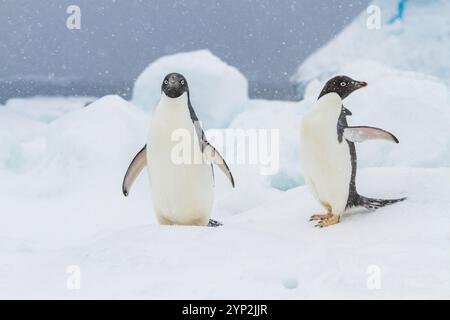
<box><xmin>300</xmin><ymin>93</ymin><xmax>351</xmax><ymax>214</ymax></box>
<box><xmin>146</xmin><ymin>94</ymin><xmax>214</xmax><ymax>225</ymax></box>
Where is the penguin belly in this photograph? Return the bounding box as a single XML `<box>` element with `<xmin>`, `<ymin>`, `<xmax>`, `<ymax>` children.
<box><xmin>300</xmin><ymin>95</ymin><xmax>352</xmax><ymax>215</ymax></box>
<box><xmin>147</xmin><ymin>98</ymin><xmax>214</xmax><ymax>226</ymax></box>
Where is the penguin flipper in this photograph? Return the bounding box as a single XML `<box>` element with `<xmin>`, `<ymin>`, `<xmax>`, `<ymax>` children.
<box><xmin>188</xmin><ymin>100</ymin><xmax>234</xmax><ymax>188</ymax></box>
<box><xmin>203</xmin><ymin>142</ymin><xmax>235</xmax><ymax>188</ymax></box>
<box><xmin>122</xmin><ymin>145</ymin><xmax>147</xmax><ymax>197</ymax></box>
<box><xmin>343</xmin><ymin>126</ymin><xmax>399</xmax><ymax>144</ymax></box>
<box><xmin>342</xmin><ymin>106</ymin><xmax>352</xmax><ymax>116</ymax></box>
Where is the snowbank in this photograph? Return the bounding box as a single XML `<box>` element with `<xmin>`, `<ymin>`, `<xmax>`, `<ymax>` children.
<box><xmin>132</xmin><ymin>50</ymin><xmax>248</xmax><ymax>128</ymax></box>
<box><xmin>0</xmin><ymin>108</ymin><xmax>47</xmax><ymax>172</ymax></box>
<box><xmin>41</xmin><ymin>95</ymin><xmax>148</xmax><ymax>178</ymax></box>
<box><xmin>2</xmin><ymin>96</ymin><xmax>94</xmax><ymax>123</ymax></box>
<box><xmin>0</xmin><ymin>95</ymin><xmax>153</xmax><ymax>246</ymax></box>
<box><xmin>293</xmin><ymin>0</ymin><xmax>450</xmax><ymax>86</ymax></box>
<box><xmin>227</xmin><ymin>99</ymin><xmax>306</xmax><ymax>191</ymax></box>
<box><xmin>1</xmin><ymin>168</ymin><xmax>448</xmax><ymax>299</ymax></box>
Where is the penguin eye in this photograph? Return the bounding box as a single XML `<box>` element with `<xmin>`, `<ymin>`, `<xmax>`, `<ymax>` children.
<box><xmin>164</xmin><ymin>80</ymin><xmax>169</xmax><ymax>85</ymax></box>
<box><xmin>340</xmin><ymin>81</ymin><xmax>347</xmax><ymax>87</ymax></box>
<box><xmin>180</xmin><ymin>79</ymin><xmax>185</xmax><ymax>85</ymax></box>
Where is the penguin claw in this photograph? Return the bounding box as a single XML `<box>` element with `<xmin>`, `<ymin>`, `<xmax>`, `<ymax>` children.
<box><xmin>207</xmin><ymin>219</ymin><xmax>223</xmax><ymax>227</ymax></box>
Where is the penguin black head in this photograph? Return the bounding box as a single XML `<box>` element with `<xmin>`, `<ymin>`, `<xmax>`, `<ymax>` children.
<box><xmin>318</xmin><ymin>75</ymin><xmax>367</xmax><ymax>100</ymax></box>
<box><xmin>161</xmin><ymin>73</ymin><xmax>189</xmax><ymax>98</ymax></box>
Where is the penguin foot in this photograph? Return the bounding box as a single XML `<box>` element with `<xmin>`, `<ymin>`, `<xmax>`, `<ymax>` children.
<box><xmin>207</xmin><ymin>219</ymin><xmax>223</xmax><ymax>227</ymax></box>
<box><xmin>309</xmin><ymin>213</ymin><xmax>333</xmax><ymax>221</ymax></box>
<box><xmin>314</xmin><ymin>215</ymin><xmax>340</xmax><ymax>228</ymax></box>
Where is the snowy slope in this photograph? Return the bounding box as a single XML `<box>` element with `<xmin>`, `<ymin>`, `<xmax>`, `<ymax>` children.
<box><xmin>0</xmin><ymin>96</ymin><xmax>153</xmax><ymax>246</ymax></box>
<box><xmin>293</xmin><ymin>0</ymin><xmax>450</xmax><ymax>86</ymax></box>
<box><xmin>1</xmin><ymin>168</ymin><xmax>448</xmax><ymax>299</ymax></box>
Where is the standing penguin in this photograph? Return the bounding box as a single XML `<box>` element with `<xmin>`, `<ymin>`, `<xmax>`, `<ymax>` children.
<box><xmin>300</xmin><ymin>75</ymin><xmax>405</xmax><ymax>228</ymax></box>
<box><xmin>122</xmin><ymin>73</ymin><xmax>234</xmax><ymax>227</ymax></box>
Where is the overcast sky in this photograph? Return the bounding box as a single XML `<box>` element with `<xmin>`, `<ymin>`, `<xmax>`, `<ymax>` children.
<box><xmin>0</xmin><ymin>0</ymin><xmax>370</xmax><ymax>98</ymax></box>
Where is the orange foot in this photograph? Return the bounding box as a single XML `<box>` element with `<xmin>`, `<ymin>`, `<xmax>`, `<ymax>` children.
<box><xmin>314</xmin><ymin>214</ymin><xmax>340</xmax><ymax>228</ymax></box>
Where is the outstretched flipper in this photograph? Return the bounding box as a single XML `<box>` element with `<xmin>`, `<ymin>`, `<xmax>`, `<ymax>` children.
<box><xmin>122</xmin><ymin>145</ymin><xmax>147</xmax><ymax>196</ymax></box>
<box><xmin>343</xmin><ymin>126</ymin><xmax>399</xmax><ymax>144</ymax></box>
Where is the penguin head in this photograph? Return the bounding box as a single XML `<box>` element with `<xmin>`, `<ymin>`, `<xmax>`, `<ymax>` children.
<box><xmin>161</xmin><ymin>73</ymin><xmax>189</xmax><ymax>98</ymax></box>
<box><xmin>318</xmin><ymin>75</ymin><xmax>367</xmax><ymax>100</ymax></box>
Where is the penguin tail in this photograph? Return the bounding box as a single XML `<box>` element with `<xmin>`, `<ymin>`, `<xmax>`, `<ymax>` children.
<box><xmin>358</xmin><ymin>195</ymin><xmax>406</xmax><ymax>211</ymax></box>
<box><xmin>207</xmin><ymin>219</ymin><xmax>223</xmax><ymax>227</ymax></box>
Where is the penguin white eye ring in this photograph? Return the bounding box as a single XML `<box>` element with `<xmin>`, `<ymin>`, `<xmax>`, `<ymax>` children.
<box><xmin>164</xmin><ymin>79</ymin><xmax>169</xmax><ymax>84</ymax></box>
<box><xmin>340</xmin><ymin>81</ymin><xmax>347</xmax><ymax>87</ymax></box>
<box><xmin>180</xmin><ymin>79</ymin><xmax>185</xmax><ymax>85</ymax></box>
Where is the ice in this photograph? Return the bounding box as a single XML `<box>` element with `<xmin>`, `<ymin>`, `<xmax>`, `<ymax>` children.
<box><xmin>132</xmin><ymin>50</ymin><xmax>248</xmax><ymax>128</ymax></box>
<box><xmin>226</xmin><ymin>99</ymin><xmax>306</xmax><ymax>191</ymax></box>
<box><xmin>0</xmin><ymin>96</ymin><xmax>152</xmax><ymax>245</ymax></box>
<box><xmin>2</xmin><ymin>96</ymin><xmax>95</xmax><ymax>123</ymax></box>
<box><xmin>0</xmin><ymin>96</ymin><xmax>95</xmax><ymax>172</ymax></box>
<box><xmin>1</xmin><ymin>168</ymin><xmax>449</xmax><ymax>299</ymax></box>
<box><xmin>2</xmin><ymin>13</ymin><xmax>450</xmax><ymax>297</ymax></box>
<box><xmin>40</xmin><ymin>95</ymin><xmax>148</xmax><ymax>179</ymax></box>
<box><xmin>293</xmin><ymin>0</ymin><xmax>450</xmax><ymax>87</ymax></box>
<box><xmin>0</xmin><ymin>108</ymin><xmax>47</xmax><ymax>172</ymax></box>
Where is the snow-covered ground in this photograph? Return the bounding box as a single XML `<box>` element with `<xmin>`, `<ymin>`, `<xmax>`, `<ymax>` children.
<box><xmin>1</xmin><ymin>0</ymin><xmax>450</xmax><ymax>299</ymax></box>
<box><xmin>1</xmin><ymin>167</ymin><xmax>449</xmax><ymax>299</ymax></box>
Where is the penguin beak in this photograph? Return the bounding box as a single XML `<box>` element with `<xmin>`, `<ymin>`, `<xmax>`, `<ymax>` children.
<box><xmin>355</xmin><ymin>81</ymin><xmax>368</xmax><ymax>88</ymax></box>
<box><xmin>168</xmin><ymin>75</ymin><xmax>178</xmax><ymax>87</ymax></box>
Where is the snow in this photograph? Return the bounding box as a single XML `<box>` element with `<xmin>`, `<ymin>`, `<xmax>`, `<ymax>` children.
<box><xmin>293</xmin><ymin>0</ymin><xmax>450</xmax><ymax>86</ymax></box>
<box><xmin>227</xmin><ymin>99</ymin><xmax>306</xmax><ymax>191</ymax></box>
<box><xmin>1</xmin><ymin>167</ymin><xmax>449</xmax><ymax>299</ymax></box>
<box><xmin>1</xmin><ymin>96</ymin><xmax>449</xmax><ymax>299</ymax></box>
<box><xmin>133</xmin><ymin>50</ymin><xmax>249</xmax><ymax>128</ymax></box>
<box><xmin>2</xmin><ymin>96</ymin><xmax>94</xmax><ymax>123</ymax></box>
<box><xmin>2</xmin><ymin>3</ymin><xmax>450</xmax><ymax>298</ymax></box>
<box><xmin>0</xmin><ymin>96</ymin><xmax>152</xmax><ymax>246</ymax></box>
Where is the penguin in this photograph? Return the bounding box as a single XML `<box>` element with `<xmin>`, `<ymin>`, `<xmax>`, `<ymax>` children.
<box><xmin>122</xmin><ymin>73</ymin><xmax>234</xmax><ymax>227</ymax></box>
<box><xmin>300</xmin><ymin>75</ymin><xmax>405</xmax><ymax>228</ymax></box>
